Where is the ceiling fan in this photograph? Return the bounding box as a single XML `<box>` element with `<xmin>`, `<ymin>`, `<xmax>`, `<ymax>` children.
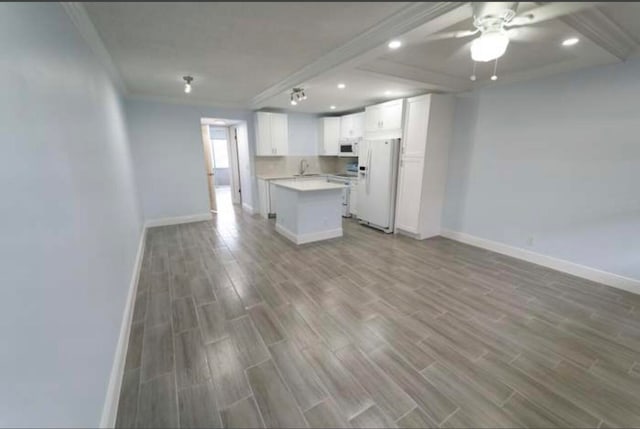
<box><xmin>423</xmin><ymin>2</ymin><xmax>600</xmax><ymax>62</ymax></box>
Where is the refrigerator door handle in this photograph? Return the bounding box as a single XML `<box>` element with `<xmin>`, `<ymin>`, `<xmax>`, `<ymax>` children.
<box><xmin>366</xmin><ymin>147</ymin><xmax>372</xmax><ymax>194</ymax></box>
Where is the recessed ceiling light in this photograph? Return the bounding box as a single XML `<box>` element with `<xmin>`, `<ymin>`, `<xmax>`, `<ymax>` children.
<box><xmin>388</xmin><ymin>40</ymin><xmax>402</xmax><ymax>50</ymax></box>
<box><xmin>330</xmin><ymin>105</ymin><xmax>336</xmax><ymax>110</ymax></box>
<box><xmin>384</xmin><ymin>90</ymin><xmax>392</xmax><ymax>96</ymax></box>
<box><xmin>562</xmin><ymin>37</ymin><xmax>579</xmax><ymax>47</ymax></box>
<box><xmin>337</xmin><ymin>83</ymin><xmax>346</xmax><ymax>89</ymax></box>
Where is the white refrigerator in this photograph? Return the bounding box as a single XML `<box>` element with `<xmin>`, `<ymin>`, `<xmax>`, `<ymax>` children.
<box><xmin>356</xmin><ymin>138</ymin><xmax>401</xmax><ymax>233</ymax></box>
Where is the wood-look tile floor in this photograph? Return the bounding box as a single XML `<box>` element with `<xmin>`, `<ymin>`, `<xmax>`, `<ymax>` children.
<box><xmin>116</xmin><ymin>203</ymin><xmax>640</xmax><ymax>428</ymax></box>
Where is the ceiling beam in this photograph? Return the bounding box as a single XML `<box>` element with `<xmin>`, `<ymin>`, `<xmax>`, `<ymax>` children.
<box><xmin>560</xmin><ymin>7</ymin><xmax>639</xmax><ymax>61</ymax></box>
<box><xmin>249</xmin><ymin>2</ymin><xmax>465</xmax><ymax>108</ymax></box>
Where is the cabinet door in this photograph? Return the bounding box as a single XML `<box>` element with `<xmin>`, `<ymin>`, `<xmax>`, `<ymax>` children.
<box><xmin>323</xmin><ymin>117</ymin><xmax>341</xmax><ymax>155</ymax></box>
<box><xmin>351</xmin><ymin>112</ymin><xmax>364</xmax><ymax>139</ymax></box>
<box><xmin>268</xmin><ymin>181</ymin><xmax>277</xmax><ymax>215</ymax></box>
<box><xmin>339</xmin><ymin>114</ymin><xmax>351</xmax><ymax>139</ymax></box>
<box><xmin>364</xmin><ymin>105</ymin><xmax>381</xmax><ymax>133</ymax></box>
<box><xmin>402</xmin><ymin>96</ymin><xmax>430</xmax><ymax>158</ymax></box>
<box><xmin>257</xmin><ymin>179</ymin><xmax>269</xmax><ymax>218</ymax></box>
<box><xmin>270</xmin><ymin>113</ymin><xmax>288</xmax><ymax>155</ymax></box>
<box><xmin>395</xmin><ymin>157</ymin><xmax>424</xmax><ymax>233</ymax></box>
<box><xmin>255</xmin><ymin>112</ymin><xmax>272</xmax><ymax>156</ymax></box>
<box><xmin>380</xmin><ymin>99</ymin><xmax>403</xmax><ymax>131</ymax></box>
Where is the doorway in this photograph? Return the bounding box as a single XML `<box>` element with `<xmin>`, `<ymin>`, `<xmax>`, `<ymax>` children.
<box><xmin>200</xmin><ymin>118</ymin><xmax>246</xmax><ymax>215</ymax></box>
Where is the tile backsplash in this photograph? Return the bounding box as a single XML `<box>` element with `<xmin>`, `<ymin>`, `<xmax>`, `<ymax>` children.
<box><xmin>255</xmin><ymin>156</ymin><xmax>341</xmax><ymax>176</ymax></box>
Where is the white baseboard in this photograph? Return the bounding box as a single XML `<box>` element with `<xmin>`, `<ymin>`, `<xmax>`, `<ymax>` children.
<box><xmin>440</xmin><ymin>229</ymin><xmax>640</xmax><ymax>295</ymax></box>
<box><xmin>144</xmin><ymin>212</ymin><xmax>212</xmax><ymax>228</ymax></box>
<box><xmin>276</xmin><ymin>223</ymin><xmax>342</xmax><ymax>245</ymax></box>
<box><xmin>100</xmin><ymin>227</ymin><xmax>147</xmax><ymax>428</ymax></box>
<box><xmin>242</xmin><ymin>202</ymin><xmax>255</xmax><ymax>214</ymax></box>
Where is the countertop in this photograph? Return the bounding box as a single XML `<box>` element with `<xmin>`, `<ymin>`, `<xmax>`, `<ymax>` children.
<box><xmin>257</xmin><ymin>173</ymin><xmax>357</xmax><ymax>180</ymax></box>
<box><xmin>270</xmin><ymin>179</ymin><xmax>346</xmax><ymax>192</ymax></box>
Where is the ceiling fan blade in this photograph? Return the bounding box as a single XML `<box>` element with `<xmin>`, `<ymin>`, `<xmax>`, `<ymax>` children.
<box><xmin>507</xmin><ymin>2</ymin><xmax>601</xmax><ymax>27</ymax></box>
<box><xmin>506</xmin><ymin>26</ymin><xmax>546</xmax><ymax>44</ymax></box>
<box><xmin>422</xmin><ymin>29</ymin><xmax>478</xmax><ymax>42</ymax></box>
<box><xmin>446</xmin><ymin>40</ymin><xmax>474</xmax><ymax>62</ymax></box>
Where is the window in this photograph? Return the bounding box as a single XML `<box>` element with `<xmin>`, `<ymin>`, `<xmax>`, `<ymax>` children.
<box><xmin>211</xmin><ymin>139</ymin><xmax>229</xmax><ymax>169</ymax></box>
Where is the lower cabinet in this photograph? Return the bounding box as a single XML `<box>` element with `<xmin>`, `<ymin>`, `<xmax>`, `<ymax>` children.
<box><xmin>395</xmin><ymin>157</ymin><xmax>424</xmax><ymax>234</ymax></box>
<box><xmin>349</xmin><ymin>184</ymin><xmax>358</xmax><ymax>216</ymax></box>
<box><xmin>269</xmin><ymin>181</ymin><xmax>277</xmax><ymax>216</ymax></box>
<box><xmin>258</xmin><ymin>179</ymin><xmax>270</xmax><ymax>219</ymax></box>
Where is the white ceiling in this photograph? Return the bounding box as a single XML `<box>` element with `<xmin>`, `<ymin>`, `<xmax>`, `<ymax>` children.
<box><xmin>84</xmin><ymin>2</ymin><xmax>640</xmax><ymax>113</ymax></box>
<box><xmin>84</xmin><ymin>2</ymin><xmax>408</xmax><ymax>105</ymax></box>
<box><xmin>264</xmin><ymin>68</ymin><xmax>437</xmax><ymax>115</ymax></box>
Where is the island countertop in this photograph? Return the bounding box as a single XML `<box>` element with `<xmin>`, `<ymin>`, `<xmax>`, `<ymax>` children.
<box><xmin>270</xmin><ymin>179</ymin><xmax>346</xmax><ymax>192</ymax></box>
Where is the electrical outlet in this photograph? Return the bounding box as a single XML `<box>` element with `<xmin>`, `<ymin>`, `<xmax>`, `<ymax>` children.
<box><xmin>527</xmin><ymin>236</ymin><xmax>534</xmax><ymax>246</ymax></box>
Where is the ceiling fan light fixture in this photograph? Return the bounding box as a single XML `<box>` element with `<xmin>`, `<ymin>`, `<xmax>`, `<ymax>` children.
<box><xmin>470</xmin><ymin>29</ymin><xmax>509</xmax><ymax>62</ymax></box>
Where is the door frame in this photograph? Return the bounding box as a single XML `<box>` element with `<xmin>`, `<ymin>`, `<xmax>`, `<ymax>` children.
<box><xmin>227</xmin><ymin>126</ymin><xmax>242</xmax><ymax>205</ymax></box>
<box><xmin>200</xmin><ymin>124</ymin><xmax>217</xmax><ymax>213</ymax></box>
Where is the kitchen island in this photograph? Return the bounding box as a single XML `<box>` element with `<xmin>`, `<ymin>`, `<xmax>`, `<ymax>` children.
<box><xmin>270</xmin><ymin>179</ymin><xmax>345</xmax><ymax>244</ymax></box>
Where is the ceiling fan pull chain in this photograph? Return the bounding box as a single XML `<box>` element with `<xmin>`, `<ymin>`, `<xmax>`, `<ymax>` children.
<box><xmin>491</xmin><ymin>58</ymin><xmax>499</xmax><ymax>81</ymax></box>
<box><xmin>470</xmin><ymin>61</ymin><xmax>477</xmax><ymax>81</ymax></box>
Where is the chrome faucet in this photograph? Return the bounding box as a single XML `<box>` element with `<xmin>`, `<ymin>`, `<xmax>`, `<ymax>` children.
<box><xmin>299</xmin><ymin>159</ymin><xmax>309</xmax><ymax>176</ymax></box>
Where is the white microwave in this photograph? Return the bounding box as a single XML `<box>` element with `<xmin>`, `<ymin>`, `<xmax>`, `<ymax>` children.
<box><xmin>339</xmin><ymin>140</ymin><xmax>358</xmax><ymax>157</ymax></box>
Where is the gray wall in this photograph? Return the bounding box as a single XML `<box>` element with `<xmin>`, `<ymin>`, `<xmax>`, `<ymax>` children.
<box><xmin>0</xmin><ymin>3</ymin><xmax>143</xmax><ymax>426</ymax></box>
<box><xmin>444</xmin><ymin>58</ymin><xmax>640</xmax><ymax>280</ymax></box>
<box><xmin>126</xmin><ymin>100</ymin><xmax>256</xmax><ymax>218</ymax></box>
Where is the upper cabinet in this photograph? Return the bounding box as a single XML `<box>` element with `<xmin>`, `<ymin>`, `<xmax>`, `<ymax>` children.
<box><xmin>364</xmin><ymin>99</ymin><xmax>404</xmax><ymax>139</ymax></box>
<box><xmin>255</xmin><ymin>112</ymin><xmax>289</xmax><ymax>156</ymax></box>
<box><xmin>340</xmin><ymin>112</ymin><xmax>364</xmax><ymax>140</ymax></box>
<box><xmin>319</xmin><ymin>117</ymin><xmax>341</xmax><ymax>156</ymax></box>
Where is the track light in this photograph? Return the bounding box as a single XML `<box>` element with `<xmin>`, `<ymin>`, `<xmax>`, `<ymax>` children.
<box><xmin>290</xmin><ymin>88</ymin><xmax>307</xmax><ymax>106</ymax></box>
<box><xmin>183</xmin><ymin>76</ymin><xmax>193</xmax><ymax>94</ymax></box>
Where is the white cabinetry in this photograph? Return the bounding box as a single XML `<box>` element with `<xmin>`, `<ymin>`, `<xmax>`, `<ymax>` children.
<box><xmin>395</xmin><ymin>94</ymin><xmax>455</xmax><ymax>239</ymax></box>
<box><xmin>255</xmin><ymin>112</ymin><xmax>288</xmax><ymax>156</ymax></box>
<box><xmin>319</xmin><ymin>117</ymin><xmax>341</xmax><ymax>156</ymax></box>
<box><xmin>349</xmin><ymin>183</ymin><xmax>358</xmax><ymax>216</ymax></box>
<box><xmin>364</xmin><ymin>99</ymin><xmax>404</xmax><ymax>139</ymax></box>
<box><xmin>340</xmin><ymin>112</ymin><xmax>364</xmax><ymax>140</ymax></box>
<box><xmin>269</xmin><ymin>181</ymin><xmax>278</xmax><ymax>216</ymax></box>
<box><xmin>258</xmin><ymin>178</ymin><xmax>270</xmax><ymax>218</ymax></box>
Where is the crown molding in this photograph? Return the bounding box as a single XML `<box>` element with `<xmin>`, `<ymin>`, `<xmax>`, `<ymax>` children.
<box><xmin>249</xmin><ymin>2</ymin><xmax>464</xmax><ymax>109</ymax></box>
<box><xmin>561</xmin><ymin>8</ymin><xmax>639</xmax><ymax>61</ymax></box>
<box><xmin>60</xmin><ymin>2</ymin><xmax>127</xmax><ymax>93</ymax></box>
